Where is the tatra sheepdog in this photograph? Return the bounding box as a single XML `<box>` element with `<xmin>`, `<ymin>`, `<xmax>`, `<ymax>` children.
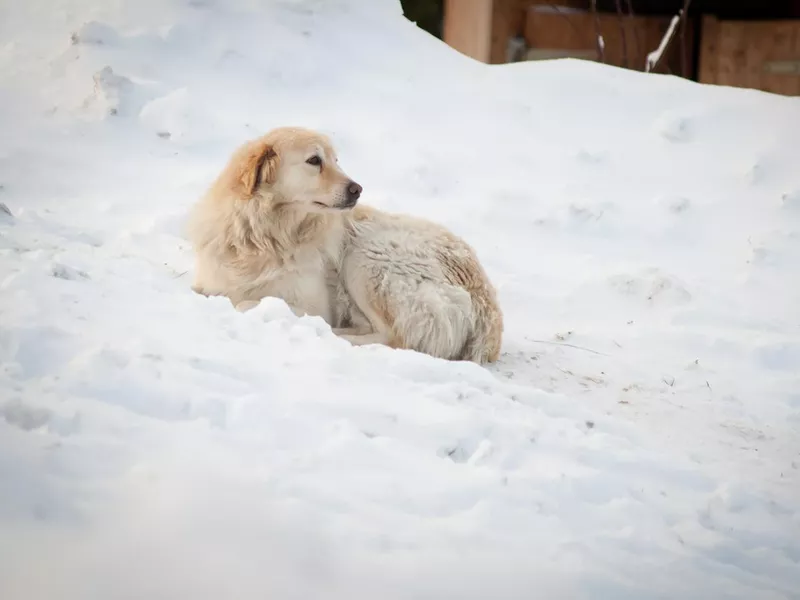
<box><xmin>188</xmin><ymin>127</ymin><xmax>503</xmax><ymax>364</ymax></box>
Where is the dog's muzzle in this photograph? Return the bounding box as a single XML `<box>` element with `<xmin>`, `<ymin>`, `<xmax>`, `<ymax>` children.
<box><xmin>339</xmin><ymin>181</ymin><xmax>362</xmax><ymax>208</ymax></box>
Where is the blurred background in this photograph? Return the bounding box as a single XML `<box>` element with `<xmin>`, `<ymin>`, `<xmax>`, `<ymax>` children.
<box><xmin>400</xmin><ymin>0</ymin><xmax>800</xmax><ymax>96</ymax></box>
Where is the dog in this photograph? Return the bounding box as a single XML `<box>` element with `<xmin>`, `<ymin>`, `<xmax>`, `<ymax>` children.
<box><xmin>187</xmin><ymin>127</ymin><xmax>503</xmax><ymax>364</ymax></box>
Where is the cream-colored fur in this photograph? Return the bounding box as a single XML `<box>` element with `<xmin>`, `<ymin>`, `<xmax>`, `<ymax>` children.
<box><xmin>188</xmin><ymin>127</ymin><xmax>503</xmax><ymax>364</ymax></box>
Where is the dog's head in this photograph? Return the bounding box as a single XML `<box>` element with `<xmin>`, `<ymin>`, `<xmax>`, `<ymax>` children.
<box><xmin>233</xmin><ymin>127</ymin><xmax>362</xmax><ymax>211</ymax></box>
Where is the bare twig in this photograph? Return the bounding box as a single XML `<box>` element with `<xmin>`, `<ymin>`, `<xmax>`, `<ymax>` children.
<box><xmin>679</xmin><ymin>0</ymin><xmax>693</xmax><ymax>77</ymax></box>
<box><xmin>614</xmin><ymin>0</ymin><xmax>629</xmax><ymax>68</ymax></box>
<box><xmin>590</xmin><ymin>0</ymin><xmax>605</xmax><ymax>62</ymax></box>
<box><xmin>527</xmin><ymin>339</ymin><xmax>609</xmax><ymax>357</ymax></box>
<box><xmin>624</xmin><ymin>0</ymin><xmax>640</xmax><ymax>69</ymax></box>
<box><xmin>646</xmin><ymin>0</ymin><xmax>693</xmax><ymax>74</ymax></box>
<box><xmin>645</xmin><ymin>10</ymin><xmax>683</xmax><ymax>72</ymax></box>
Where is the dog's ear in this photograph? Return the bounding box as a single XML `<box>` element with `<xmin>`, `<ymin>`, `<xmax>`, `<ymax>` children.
<box><xmin>238</xmin><ymin>142</ymin><xmax>278</xmax><ymax>197</ymax></box>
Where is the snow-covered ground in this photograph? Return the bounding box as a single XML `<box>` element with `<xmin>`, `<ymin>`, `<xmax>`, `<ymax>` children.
<box><xmin>1</xmin><ymin>0</ymin><xmax>799</xmax><ymax>598</ymax></box>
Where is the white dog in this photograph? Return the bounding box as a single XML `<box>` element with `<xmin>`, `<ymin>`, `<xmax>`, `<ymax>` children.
<box><xmin>188</xmin><ymin>127</ymin><xmax>503</xmax><ymax>364</ymax></box>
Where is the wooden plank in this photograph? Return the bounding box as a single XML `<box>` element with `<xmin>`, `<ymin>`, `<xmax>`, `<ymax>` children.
<box><xmin>489</xmin><ymin>0</ymin><xmax>527</xmax><ymax>64</ymax></box>
<box><xmin>715</xmin><ymin>19</ymin><xmax>800</xmax><ymax>96</ymax></box>
<box><xmin>716</xmin><ymin>20</ymin><xmax>745</xmax><ymax>88</ymax></box>
<box><xmin>523</xmin><ymin>9</ymin><xmax>596</xmax><ymax>55</ymax></box>
<box><xmin>525</xmin><ymin>0</ymin><xmax>587</xmax><ymax>8</ymax></box>
<box><xmin>757</xmin><ymin>21</ymin><xmax>800</xmax><ymax>95</ymax></box>
<box><xmin>443</xmin><ymin>0</ymin><xmax>494</xmax><ymax>63</ymax></box>
<box><xmin>487</xmin><ymin>1</ymin><xmax>589</xmax><ymax>65</ymax></box>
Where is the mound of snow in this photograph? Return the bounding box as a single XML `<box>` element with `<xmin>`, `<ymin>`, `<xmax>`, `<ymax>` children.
<box><xmin>1</xmin><ymin>0</ymin><xmax>799</xmax><ymax>598</ymax></box>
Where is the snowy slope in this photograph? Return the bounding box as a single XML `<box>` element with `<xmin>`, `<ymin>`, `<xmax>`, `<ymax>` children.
<box><xmin>1</xmin><ymin>0</ymin><xmax>799</xmax><ymax>598</ymax></box>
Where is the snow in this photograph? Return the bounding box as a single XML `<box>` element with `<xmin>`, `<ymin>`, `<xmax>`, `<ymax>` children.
<box><xmin>1</xmin><ymin>0</ymin><xmax>799</xmax><ymax>598</ymax></box>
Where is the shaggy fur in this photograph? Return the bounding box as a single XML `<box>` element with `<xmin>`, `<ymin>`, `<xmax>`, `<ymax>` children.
<box><xmin>187</xmin><ymin>126</ymin><xmax>503</xmax><ymax>364</ymax></box>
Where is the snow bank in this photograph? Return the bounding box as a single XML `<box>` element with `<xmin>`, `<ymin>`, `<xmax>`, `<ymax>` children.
<box><xmin>1</xmin><ymin>0</ymin><xmax>799</xmax><ymax>598</ymax></box>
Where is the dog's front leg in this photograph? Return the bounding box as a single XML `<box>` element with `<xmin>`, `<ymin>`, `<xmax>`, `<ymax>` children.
<box><xmin>235</xmin><ymin>300</ymin><xmax>261</xmax><ymax>312</ymax></box>
<box><xmin>332</xmin><ymin>325</ymin><xmax>373</xmax><ymax>336</ymax></box>
<box><xmin>333</xmin><ymin>323</ymin><xmax>394</xmax><ymax>349</ymax></box>
<box><xmin>339</xmin><ymin>332</ymin><xmax>393</xmax><ymax>347</ymax></box>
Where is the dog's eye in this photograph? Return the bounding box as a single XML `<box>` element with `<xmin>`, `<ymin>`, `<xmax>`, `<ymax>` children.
<box><xmin>306</xmin><ymin>155</ymin><xmax>322</xmax><ymax>167</ymax></box>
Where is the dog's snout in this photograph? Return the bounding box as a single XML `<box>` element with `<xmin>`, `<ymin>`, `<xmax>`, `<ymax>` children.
<box><xmin>347</xmin><ymin>181</ymin><xmax>362</xmax><ymax>200</ymax></box>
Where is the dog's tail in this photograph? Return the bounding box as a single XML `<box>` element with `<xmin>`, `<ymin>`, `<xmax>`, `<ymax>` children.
<box><xmin>460</xmin><ymin>284</ymin><xmax>504</xmax><ymax>364</ymax></box>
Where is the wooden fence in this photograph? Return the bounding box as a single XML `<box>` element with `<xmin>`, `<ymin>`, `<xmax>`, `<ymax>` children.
<box><xmin>523</xmin><ymin>8</ymin><xmax>694</xmax><ymax>76</ymax></box>
<box><xmin>699</xmin><ymin>16</ymin><xmax>800</xmax><ymax>95</ymax></box>
<box><xmin>443</xmin><ymin>1</ymin><xmax>694</xmax><ymax>75</ymax></box>
<box><xmin>442</xmin><ymin>1</ymin><xmax>800</xmax><ymax>96</ymax></box>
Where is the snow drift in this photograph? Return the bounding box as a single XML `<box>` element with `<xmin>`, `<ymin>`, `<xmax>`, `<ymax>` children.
<box><xmin>0</xmin><ymin>0</ymin><xmax>798</xmax><ymax>598</ymax></box>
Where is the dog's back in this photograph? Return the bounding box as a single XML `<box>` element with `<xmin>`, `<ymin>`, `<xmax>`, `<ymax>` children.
<box><xmin>341</xmin><ymin>207</ymin><xmax>503</xmax><ymax>364</ymax></box>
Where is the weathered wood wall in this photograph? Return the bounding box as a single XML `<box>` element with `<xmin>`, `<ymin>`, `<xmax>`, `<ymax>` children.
<box><xmin>443</xmin><ymin>0</ymin><xmax>586</xmax><ymax>63</ymax></box>
<box><xmin>443</xmin><ymin>1</ymin><xmax>800</xmax><ymax>96</ymax></box>
<box><xmin>444</xmin><ymin>1</ymin><xmax>694</xmax><ymax>72</ymax></box>
<box><xmin>524</xmin><ymin>8</ymin><xmax>695</xmax><ymax>76</ymax></box>
<box><xmin>442</xmin><ymin>0</ymin><xmax>493</xmax><ymax>62</ymax></box>
<box><xmin>699</xmin><ymin>16</ymin><xmax>800</xmax><ymax>95</ymax></box>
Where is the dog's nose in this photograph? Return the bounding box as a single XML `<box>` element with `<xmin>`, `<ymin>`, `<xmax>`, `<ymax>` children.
<box><xmin>347</xmin><ymin>181</ymin><xmax>362</xmax><ymax>200</ymax></box>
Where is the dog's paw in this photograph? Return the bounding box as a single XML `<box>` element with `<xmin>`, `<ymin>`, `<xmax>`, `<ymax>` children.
<box><xmin>339</xmin><ymin>332</ymin><xmax>391</xmax><ymax>347</ymax></box>
<box><xmin>234</xmin><ymin>300</ymin><xmax>260</xmax><ymax>313</ymax></box>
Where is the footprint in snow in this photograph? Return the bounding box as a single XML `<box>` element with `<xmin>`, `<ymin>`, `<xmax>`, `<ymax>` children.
<box><xmin>654</xmin><ymin>112</ymin><xmax>693</xmax><ymax>143</ymax></box>
<box><xmin>781</xmin><ymin>190</ymin><xmax>800</xmax><ymax>211</ymax></box>
<box><xmin>439</xmin><ymin>438</ymin><xmax>493</xmax><ymax>465</ymax></box>
<box><xmin>84</xmin><ymin>66</ymin><xmax>135</xmax><ymax>118</ymax></box>
<box><xmin>51</xmin><ymin>263</ymin><xmax>90</xmax><ymax>281</ymax></box>
<box><xmin>1</xmin><ymin>399</ymin><xmax>81</xmax><ymax>437</ymax></box>
<box><xmin>607</xmin><ymin>268</ymin><xmax>691</xmax><ymax>306</ymax></box>
<box><xmin>654</xmin><ymin>195</ymin><xmax>691</xmax><ymax>214</ymax></box>
<box><xmin>744</xmin><ymin>160</ymin><xmax>766</xmax><ymax>185</ymax></box>
<box><xmin>575</xmin><ymin>148</ymin><xmax>607</xmax><ymax>164</ymax></box>
<box><xmin>0</xmin><ymin>202</ymin><xmax>13</xmax><ymax>222</ymax></box>
<box><xmin>566</xmin><ymin>201</ymin><xmax>610</xmax><ymax>224</ymax></box>
<box><xmin>70</xmin><ymin>21</ymin><xmax>118</xmax><ymax>46</ymax></box>
<box><xmin>1</xmin><ymin>399</ymin><xmax>52</xmax><ymax>431</ymax></box>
